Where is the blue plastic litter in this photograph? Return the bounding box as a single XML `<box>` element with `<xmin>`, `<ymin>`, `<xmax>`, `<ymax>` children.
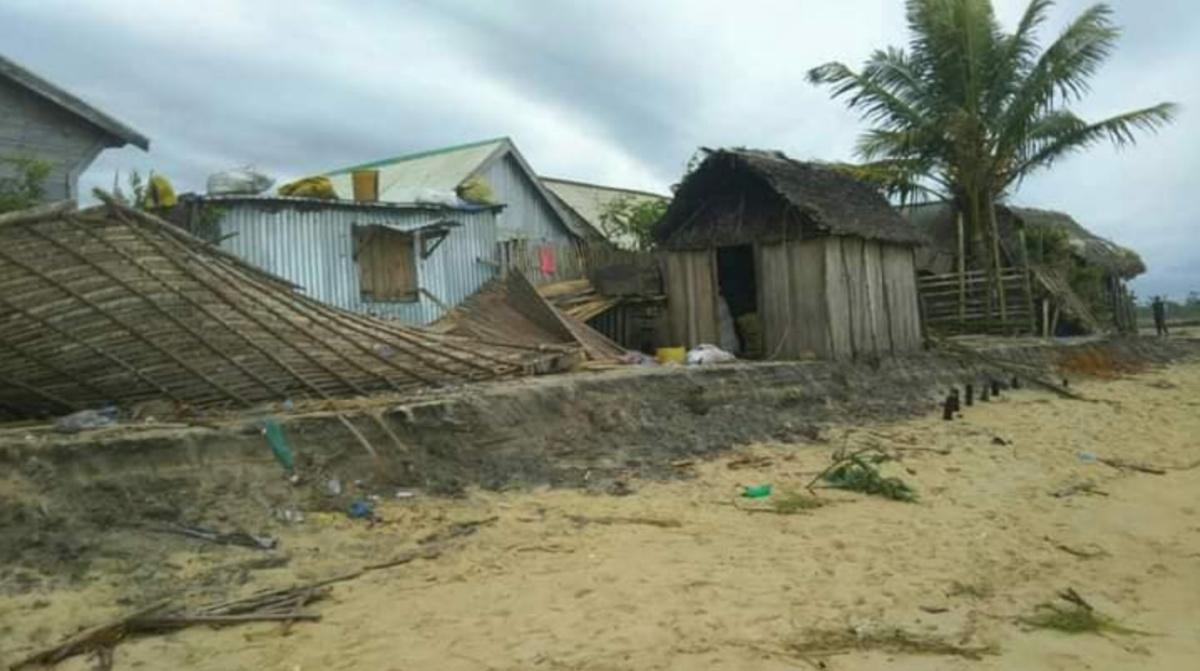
<box><xmin>348</xmin><ymin>499</ymin><xmax>375</xmax><ymax>520</ymax></box>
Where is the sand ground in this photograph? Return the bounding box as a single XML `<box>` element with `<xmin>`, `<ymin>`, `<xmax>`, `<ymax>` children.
<box><xmin>4</xmin><ymin>359</ymin><xmax>1200</xmax><ymax>670</ymax></box>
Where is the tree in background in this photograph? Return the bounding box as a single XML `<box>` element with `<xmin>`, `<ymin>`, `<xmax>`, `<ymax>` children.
<box><xmin>808</xmin><ymin>0</ymin><xmax>1176</xmax><ymax>318</ymax></box>
<box><xmin>598</xmin><ymin>196</ymin><xmax>669</xmax><ymax>252</ymax></box>
<box><xmin>0</xmin><ymin>156</ymin><xmax>51</xmax><ymax>213</ymax></box>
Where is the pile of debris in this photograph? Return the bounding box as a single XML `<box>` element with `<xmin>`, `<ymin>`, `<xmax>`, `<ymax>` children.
<box><xmin>0</xmin><ymin>197</ymin><xmax>570</xmax><ymax>418</ymax></box>
<box><xmin>431</xmin><ymin>271</ymin><xmax>626</xmax><ymax>365</ymax></box>
<box><xmin>538</xmin><ymin>278</ymin><xmax>624</xmax><ymax>323</ymax></box>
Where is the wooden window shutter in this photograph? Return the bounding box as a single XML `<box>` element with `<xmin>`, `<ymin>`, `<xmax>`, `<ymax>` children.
<box><xmin>355</xmin><ymin>225</ymin><xmax>418</xmax><ymax>302</ymax></box>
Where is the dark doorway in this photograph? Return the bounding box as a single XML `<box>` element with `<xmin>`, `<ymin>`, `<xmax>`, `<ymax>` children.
<box><xmin>716</xmin><ymin>245</ymin><xmax>760</xmax><ymax>357</ymax></box>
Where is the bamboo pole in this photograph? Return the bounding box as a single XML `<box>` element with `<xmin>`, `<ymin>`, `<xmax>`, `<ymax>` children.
<box><xmin>1017</xmin><ymin>226</ymin><xmax>1036</xmax><ymax>335</ymax></box>
<box><xmin>956</xmin><ymin>210</ymin><xmax>966</xmax><ymax>327</ymax></box>
<box><xmin>987</xmin><ymin>200</ymin><xmax>1007</xmax><ymax>329</ymax></box>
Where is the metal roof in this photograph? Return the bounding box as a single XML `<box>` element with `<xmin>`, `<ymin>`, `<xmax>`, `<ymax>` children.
<box><xmin>541</xmin><ymin>177</ymin><xmax>669</xmax><ymax>246</ymax></box>
<box><xmin>325</xmin><ymin>137</ymin><xmax>507</xmax><ymax>199</ymax></box>
<box><xmin>0</xmin><ymin>53</ymin><xmax>149</xmax><ymax>150</ymax></box>
<box><xmin>184</xmin><ymin>193</ymin><xmax>502</xmax><ymax>213</ymax></box>
<box><xmin>326</xmin><ymin>137</ymin><xmax>585</xmax><ymax>239</ymax></box>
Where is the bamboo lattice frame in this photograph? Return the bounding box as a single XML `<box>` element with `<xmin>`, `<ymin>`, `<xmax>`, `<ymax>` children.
<box><xmin>0</xmin><ymin>196</ymin><xmax>563</xmax><ymax>417</ymax></box>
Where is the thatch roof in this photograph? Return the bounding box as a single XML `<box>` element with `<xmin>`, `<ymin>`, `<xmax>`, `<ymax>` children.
<box><xmin>1009</xmin><ymin>207</ymin><xmax>1146</xmax><ymax>279</ymax></box>
<box><xmin>653</xmin><ymin>149</ymin><xmax>924</xmax><ymax>249</ymax></box>
<box><xmin>901</xmin><ymin>202</ymin><xmax>1145</xmax><ymax>279</ymax></box>
<box><xmin>0</xmin><ymin>198</ymin><xmax>567</xmax><ymax>418</ymax></box>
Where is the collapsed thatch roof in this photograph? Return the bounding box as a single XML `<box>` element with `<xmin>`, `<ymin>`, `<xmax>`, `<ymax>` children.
<box><xmin>0</xmin><ymin>198</ymin><xmax>564</xmax><ymax>418</ymax></box>
<box><xmin>653</xmin><ymin>149</ymin><xmax>924</xmax><ymax>249</ymax></box>
<box><xmin>901</xmin><ymin>202</ymin><xmax>1145</xmax><ymax>279</ymax></box>
<box><xmin>1009</xmin><ymin>207</ymin><xmax>1146</xmax><ymax>279</ymax></box>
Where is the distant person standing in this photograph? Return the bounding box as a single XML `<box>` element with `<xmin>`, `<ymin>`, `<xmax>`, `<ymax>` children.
<box><xmin>1152</xmin><ymin>296</ymin><xmax>1169</xmax><ymax>337</ymax></box>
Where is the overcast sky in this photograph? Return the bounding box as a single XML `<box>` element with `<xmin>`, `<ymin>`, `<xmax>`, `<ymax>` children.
<box><xmin>2</xmin><ymin>0</ymin><xmax>1194</xmax><ymax>298</ymax></box>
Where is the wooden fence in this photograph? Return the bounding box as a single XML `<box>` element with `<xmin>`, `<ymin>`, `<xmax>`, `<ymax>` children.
<box><xmin>918</xmin><ymin>267</ymin><xmax>1035</xmax><ymax>335</ymax></box>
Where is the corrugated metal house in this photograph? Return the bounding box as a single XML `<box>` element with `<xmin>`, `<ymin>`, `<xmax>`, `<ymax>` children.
<box><xmin>174</xmin><ymin>195</ymin><xmax>501</xmax><ymax>325</ymax></box>
<box><xmin>327</xmin><ymin>137</ymin><xmax>585</xmax><ymax>246</ymax></box>
<box><xmin>541</xmin><ymin>176</ymin><xmax>670</xmax><ymax>250</ymax></box>
<box><xmin>653</xmin><ymin>149</ymin><xmax>925</xmax><ymax>360</ymax></box>
<box><xmin>0</xmin><ymin>54</ymin><xmax>148</xmax><ymax>201</ymax></box>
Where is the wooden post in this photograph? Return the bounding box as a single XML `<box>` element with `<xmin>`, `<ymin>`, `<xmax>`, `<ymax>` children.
<box><xmin>987</xmin><ymin>201</ymin><xmax>1007</xmax><ymax>329</ymax></box>
<box><xmin>1017</xmin><ymin>227</ymin><xmax>1036</xmax><ymax>335</ymax></box>
<box><xmin>956</xmin><ymin>211</ymin><xmax>966</xmax><ymax>327</ymax></box>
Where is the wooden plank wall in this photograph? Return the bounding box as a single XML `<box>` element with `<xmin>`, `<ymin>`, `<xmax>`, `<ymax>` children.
<box><xmin>662</xmin><ymin>250</ymin><xmax>718</xmax><ymax>347</ymax></box>
<box><xmin>820</xmin><ymin>237</ymin><xmax>923</xmax><ymax>358</ymax></box>
<box><xmin>666</xmin><ymin>238</ymin><xmax>923</xmax><ymax>360</ymax></box>
<box><xmin>863</xmin><ymin>242</ymin><xmax>891</xmax><ymax>353</ymax></box>
<box><xmin>881</xmin><ymin>246</ymin><xmax>923</xmax><ymax>351</ymax></box>
<box><xmin>759</xmin><ymin>239</ymin><xmax>831</xmax><ymax>359</ymax></box>
<box><xmin>823</xmin><ymin>238</ymin><xmax>855</xmax><ymax>359</ymax></box>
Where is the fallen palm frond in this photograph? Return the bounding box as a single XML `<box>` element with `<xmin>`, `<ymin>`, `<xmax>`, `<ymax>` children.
<box><xmin>788</xmin><ymin>626</ymin><xmax>997</xmax><ymax>660</ymax></box>
<box><xmin>810</xmin><ymin>448</ymin><xmax>917</xmax><ymax>502</ymax></box>
<box><xmin>1019</xmin><ymin>588</ymin><xmax>1147</xmax><ymax>636</ymax></box>
<box><xmin>7</xmin><ymin>524</ymin><xmax>467</xmax><ymax>669</ymax></box>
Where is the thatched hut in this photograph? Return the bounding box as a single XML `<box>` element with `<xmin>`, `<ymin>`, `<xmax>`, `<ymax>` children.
<box><xmin>903</xmin><ymin>202</ymin><xmax>1143</xmax><ymax>334</ymax></box>
<box><xmin>652</xmin><ymin>149</ymin><xmax>925</xmax><ymax>360</ymax></box>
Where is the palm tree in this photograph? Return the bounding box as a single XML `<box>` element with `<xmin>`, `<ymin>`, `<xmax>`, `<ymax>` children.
<box><xmin>808</xmin><ymin>0</ymin><xmax>1176</xmax><ymax>325</ymax></box>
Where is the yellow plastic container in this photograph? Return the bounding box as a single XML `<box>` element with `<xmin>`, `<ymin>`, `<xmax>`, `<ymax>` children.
<box><xmin>656</xmin><ymin>346</ymin><xmax>686</xmax><ymax>365</ymax></box>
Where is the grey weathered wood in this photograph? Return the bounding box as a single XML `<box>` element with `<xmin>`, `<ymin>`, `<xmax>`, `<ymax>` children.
<box><xmin>823</xmin><ymin>237</ymin><xmax>854</xmax><ymax>359</ymax></box>
<box><xmin>0</xmin><ymin>70</ymin><xmax>145</xmax><ymax>203</ymax></box>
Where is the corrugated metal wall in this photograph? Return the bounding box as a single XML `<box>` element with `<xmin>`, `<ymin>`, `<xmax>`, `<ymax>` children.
<box><xmin>479</xmin><ymin>155</ymin><xmax>576</xmax><ymax>245</ymax></box>
<box><xmin>216</xmin><ymin>201</ymin><xmax>498</xmax><ymax>325</ymax></box>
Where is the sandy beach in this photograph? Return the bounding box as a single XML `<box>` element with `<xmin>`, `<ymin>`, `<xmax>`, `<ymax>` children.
<box><xmin>4</xmin><ymin>358</ymin><xmax>1200</xmax><ymax>670</ymax></box>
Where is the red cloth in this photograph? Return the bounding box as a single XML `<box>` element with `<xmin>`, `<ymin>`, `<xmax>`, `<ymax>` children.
<box><xmin>539</xmin><ymin>246</ymin><xmax>556</xmax><ymax>275</ymax></box>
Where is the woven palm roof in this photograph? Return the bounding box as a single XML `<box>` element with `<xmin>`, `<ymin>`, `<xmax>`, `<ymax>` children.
<box><xmin>654</xmin><ymin>149</ymin><xmax>923</xmax><ymax>248</ymax></box>
<box><xmin>902</xmin><ymin>202</ymin><xmax>1145</xmax><ymax>279</ymax></box>
<box><xmin>0</xmin><ymin>197</ymin><xmax>567</xmax><ymax>418</ymax></box>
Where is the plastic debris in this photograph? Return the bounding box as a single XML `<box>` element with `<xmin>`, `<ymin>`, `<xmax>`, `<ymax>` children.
<box><xmin>1077</xmin><ymin>452</ymin><xmax>1098</xmax><ymax>464</ymax></box>
<box><xmin>207</xmin><ymin>167</ymin><xmax>274</xmax><ymax>195</ymax></box>
<box><xmin>278</xmin><ymin>176</ymin><xmax>336</xmax><ymax>200</ymax></box>
<box><xmin>348</xmin><ymin>499</ymin><xmax>376</xmax><ymax>520</ymax></box>
<box><xmin>53</xmin><ymin>407</ymin><xmax>117</xmax><ymax>434</ymax></box>
<box><xmin>325</xmin><ymin>479</ymin><xmax>343</xmax><ymax>497</ymax></box>
<box><xmin>262</xmin><ymin>420</ymin><xmax>295</xmax><ymax>473</ymax></box>
<box><xmin>742</xmin><ymin>484</ymin><xmax>773</xmax><ymax>499</ymax></box>
<box><xmin>686</xmin><ymin>344</ymin><xmax>737</xmax><ymax>366</ymax></box>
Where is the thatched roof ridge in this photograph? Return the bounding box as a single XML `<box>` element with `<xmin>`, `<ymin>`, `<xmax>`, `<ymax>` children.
<box><xmin>1008</xmin><ymin>207</ymin><xmax>1146</xmax><ymax>279</ymax></box>
<box><xmin>901</xmin><ymin>202</ymin><xmax>1145</xmax><ymax>279</ymax></box>
<box><xmin>654</xmin><ymin>149</ymin><xmax>924</xmax><ymax>248</ymax></box>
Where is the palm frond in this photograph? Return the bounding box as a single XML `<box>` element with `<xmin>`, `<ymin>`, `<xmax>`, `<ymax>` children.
<box><xmin>807</xmin><ymin>61</ymin><xmax>927</xmax><ymax>129</ymax></box>
<box><xmin>993</xmin><ymin>3</ymin><xmax>1121</xmax><ymax>173</ymax></box>
<box><xmin>1006</xmin><ymin>102</ymin><xmax>1178</xmax><ymax>186</ymax></box>
<box><xmin>985</xmin><ymin>0</ymin><xmax>1054</xmax><ymax>117</ymax></box>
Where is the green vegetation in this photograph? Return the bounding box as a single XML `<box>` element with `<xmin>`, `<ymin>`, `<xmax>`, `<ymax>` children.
<box><xmin>822</xmin><ymin>452</ymin><xmax>917</xmax><ymax>502</ymax></box>
<box><xmin>1020</xmin><ymin>590</ymin><xmax>1145</xmax><ymax>636</ymax></box>
<box><xmin>809</xmin><ymin>0</ymin><xmax>1176</xmax><ymax>297</ymax></box>
<box><xmin>598</xmin><ymin>196</ymin><xmax>668</xmax><ymax>251</ymax></box>
<box><xmin>0</xmin><ymin>156</ymin><xmax>51</xmax><ymax>213</ymax></box>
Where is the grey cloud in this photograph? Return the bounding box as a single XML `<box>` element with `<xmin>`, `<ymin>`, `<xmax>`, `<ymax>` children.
<box><xmin>0</xmin><ymin>0</ymin><xmax>1195</xmax><ymax>297</ymax></box>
